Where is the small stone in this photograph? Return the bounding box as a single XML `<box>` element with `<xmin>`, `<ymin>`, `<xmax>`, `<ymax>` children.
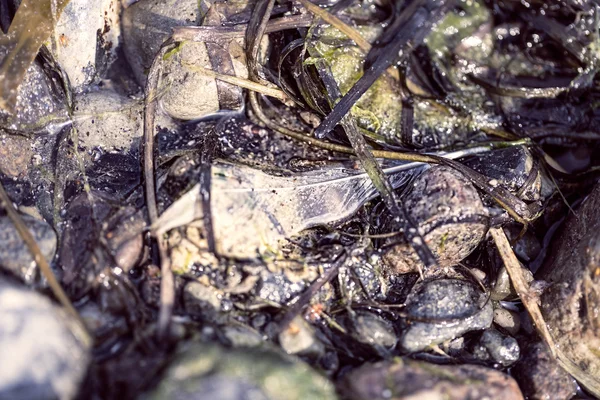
<box><xmin>0</xmin><ymin>278</ymin><xmax>90</xmax><ymax>399</ymax></box>
<box><xmin>0</xmin><ymin>214</ymin><xmax>57</xmax><ymax>286</ymax></box>
<box><xmin>400</xmin><ymin>278</ymin><xmax>493</xmax><ymax>352</ymax></box>
<box><xmin>472</xmin><ymin>329</ymin><xmax>520</xmax><ymax>367</ymax></box>
<box><xmin>384</xmin><ymin>166</ymin><xmax>488</xmax><ymax>274</ymax></box>
<box><xmin>350</xmin><ymin>312</ymin><xmax>397</xmax><ymax>349</ymax></box>
<box><xmin>73</xmin><ymin>88</ymin><xmax>143</xmax><ymax>152</ymax></box>
<box><xmin>339</xmin><ymin>359</ymin><xmax>524</xmax><ymax>400</ymax></box>
<box><xmin>493</xmin><ymin>307</ymin><xmax>521</xmax><ymax>335</ymax></box>
<box><xmin>511</xmin><ymin>342</ymin><xmax>577</xmax><ymax>400</ymax></box>
<box><xmin>0</xmin><ymin>57</ymin><xmax>68</xmax><ymax>135</ymax></box>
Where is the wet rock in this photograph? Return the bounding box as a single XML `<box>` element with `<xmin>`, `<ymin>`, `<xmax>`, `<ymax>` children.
<box><xmin>349</xmin><ymin>312</ymin><xmax>397</xmax><ymax>350</ymax></box>
<box><xmin>53</xmin><ymin>0</ymin><xmax>121</xmax><ymax>90</ymax></box>
<box><xmin>0</xmin><ymin>278</ymin><xmax>90</xmax><ymax>399</ymax></box>
<box><xmin>511</xmin><ymin>342</ymin><xmax>577</xmax><ymax>400</ymax></box>
<box><xmin>464</xmin><ymin>146</ymin><xmax>542</xmax><ymax>201</ymax></box>
<box><xmin>0</xmin><ymin>214</ymin><xmax>57</xmax><ymax>286</ymax></box>
<box><xmin>539</xmin><ymin>183</ymin><xmax>600</xmax><ymax>396</ymax></box>
<box><xmin>470</xmin><ymin>329</ymin><xmax>520</xmax><ymax>367</ymax></box>
<box><xmin>340</xmin><ymin>359</ymin><xmax>523</xmax><ymax>400</ymax></box>
<box><xmin>491</xmin><ymin>264</ymin><xmax>533</xmax><ymax>301</ymax></box>
<box><xmin>400</xmin><ymin>278</ymin><xmax>493</xmax><ymax>352</ymax></box>
<box><xmin>384</xmin><ymin>166</ymin><xmax>488</xmax><ymax>274</ymax></box>
<box><xmin>122</xmin><ymin>0</ymin><xmax>245</xmax><ymax>119</ymax></box>
<box><xmin>144</xmin><ymin>342</ymin><xmax>336</xmax><ymax>400</ymax></box>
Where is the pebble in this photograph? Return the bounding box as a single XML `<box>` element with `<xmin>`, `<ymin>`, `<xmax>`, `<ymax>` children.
<box><xmin>493</xmin><ymin>307</ymin><xmax>521</xmax><ymax>335</ymax></box>
<box><xmin>279</xmin><ymin>316</ymin><xmax>325</xmax><ymax>359</ymax></box>
<box><xmin>400</xmin><ymin>278</ymin><xmax>493</xmax><ymax>353</ymax></box>
<box><xmin>384</xmin><ymin>166</ymin><xmax>489</xmax><ymax>274</ymax></box>
<box><xmin>471</xmin><ymin>328</ymin><xmax>520</xmax><ymax>367</ymax></box>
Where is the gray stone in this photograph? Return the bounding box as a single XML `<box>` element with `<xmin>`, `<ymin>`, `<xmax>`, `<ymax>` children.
<box><xmin>400</xmin><ymin>278</ymin><xmax>493</xmax><ymax>352</ymax></box>
<box><xmin>0</xmin><ymin>214</ymin><xmax>57</xmax><ymax>286</ymax></box>
<box><xmin>279</xmin><ymin>316</ymin><xmax>325</xmax><ymax>358</ymax></box>
<box><xmin>122</xmin><ymin>0</ymin><xmax>201</xmax><ymax>85</ymax></box>
<box><xmin>472</xmin><ymin>329</ymin><xmax>520</xmax><ymax>367</ymax></box>
<box><xmin>0</xmin><ymin>55</ymin><xmax>68</xmax><ymax>135</ymax></box>
<box><xmin>122</xmin><ymin>0</ymin><xmax>245</xmax><ymax>120</ymax></box>
<box><xmin>73</xmin><ymin>88</ymin><xmax>143</xmax><ymax>152</ymax></box>
<box><xmin>0</xmin><ymin>279</ymin><xmax>90</xmax><ymax>399</ymax></box>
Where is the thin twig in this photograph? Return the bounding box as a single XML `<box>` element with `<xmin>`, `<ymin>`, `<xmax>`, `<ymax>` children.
<box><xmin>297</xmin><ymin>0</ymin><xmax>371</xmax><ymax>52</ymax></box>
<box><xmin>490</xmin><ymin>227</ymin><xmax>556</xmax><ymax>357</ymax></box>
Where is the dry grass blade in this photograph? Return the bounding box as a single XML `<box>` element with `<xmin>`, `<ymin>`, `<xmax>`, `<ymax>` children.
<box><xmin>296</xmin><ymin>0</ymin><xmax>371</xmax><ymax>52</ymax></box>
<box><xmin>171</xmin><ymin>14</ymin><xmax>314</xmax><ymax>43</ymax></box>
<box><xmin>490</xmin><ymin>227</ymin><xmax>556</xmax><ymax>357</ymax></box>
<box><xmin>144</xmin><ymin>39</ymin><xmax>175</xmax><ymax>341</ymax></box>
<box><xmin>0</xmin><ymin>0</ymin><xmax>70</xmax><ymax>111</ymax></box>
<box><xmin>181</xmin><ymin>62</ymin><xmax>287</xmax><ymax>100</ymax></box>
<box><xmin>0</xmin><ymin>180</ymin><xmax>89</xmax><ymax>342</ymax></box>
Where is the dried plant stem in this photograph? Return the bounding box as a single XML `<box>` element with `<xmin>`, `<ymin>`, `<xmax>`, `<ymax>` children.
<box><xmin>297</xmin><ymin>0</ymin><xmax>371</xmax><ymax>52</ymax></box>
<box><xmin>490</xmin><ymin>227</ymin><xmax>556</xmax><ymax>357</ymax></box>
<box><xmin>0</xmin><ymin>181</ymin><xmax>88</xmax><ymax>337</ymax></box>
<box><xmin>182</xmin><ymin>62</ymin><xmax>288</xmax><ymax>100</ymax></box>
<box><xmin>144</xmin><ymin>39</ymin><xmax>175</xmax><ymax>341</ymax></box>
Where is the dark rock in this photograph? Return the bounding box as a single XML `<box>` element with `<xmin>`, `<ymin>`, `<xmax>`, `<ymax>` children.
<box><xmin>511</xmin><ymin>342</ymin><xmax>577</xmax><ymax>400</ymax></box>
<box><xmin>384</xmin><ymin>166</ymin><xmax>488</xmax><ymax>274</ymax></box>
<box><xmin>539</xmin><ymin>183</ymin><xmax>600</xmax><ymax>396</ymax></box>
